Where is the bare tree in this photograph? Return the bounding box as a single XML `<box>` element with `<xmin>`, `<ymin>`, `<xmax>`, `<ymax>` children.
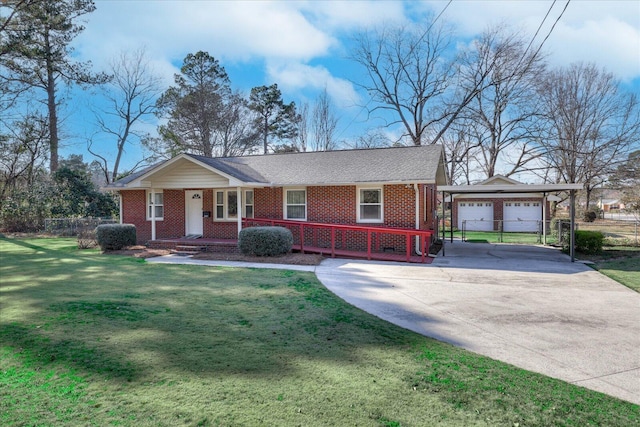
<box><xmin>457</xmin><ymin>25</ymin><xmax>547</xmax><ymax>179</ymax></box>
<box><xmin>310</xmin><ymin>88</ymin><xmax>339</xmax><ymax>151</ymax></box>
<box><xmin>348</xmin><ymin>128</ymin><xmax>391</xmax><ymax>150</ymax></box>
<box><xmin>293</xmin><ymin>102</ymin><xmax>309</xmax><ymax>152</ymax></box>
<box><xmin>88</xmin><ymin>48</ymin><xmax>161</xmax><ymax>183</ymax></box>
<box><xmin>352</xmin><ymin>17</ymin><xmax>481</xmax><ymax>146</ymax></box>
<box><xmin>217</xmin><ymin>92</ymin><xmax>261</xmax><ymax>157</ymax></box>
<box><xmin>537</xmin><ymin>62</ymin><xmax>640</xmax><ymax>209</ymax></box>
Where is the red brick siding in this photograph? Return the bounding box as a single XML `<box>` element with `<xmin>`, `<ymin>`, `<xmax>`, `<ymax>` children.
<box><xmin>121</xmin><ymin>190</ymin><xmax>149</xmax><ymax>244</ymax></box>
<box><xmin>255</xmin><ymin>187</ymin><xmax>283</xmax><ymax>219</ymax></box>
<box><xmin>122</xmin><ymin>184</ymin><xmax>437</xmax><ymax>247</ymax></box>
<box><xmin>120</xmin><ymin>189</ymin><xmax>184</xmax><ymax>244</ymax></box>
<box><xmin>161</xmin><ymin>190</ymin><xmax>185</xmax><ymax>238</ymax></box>
<box><xmin>307</xmin><ymin>186</ymin><xmax>356</xmax><ymax>223</ymax></box>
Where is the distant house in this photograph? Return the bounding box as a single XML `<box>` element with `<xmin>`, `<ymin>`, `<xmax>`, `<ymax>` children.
<box><xmin>450</xmin><ymin>175</ymin><xmax>555</xmax><ymax>232</ymax></box>
<box><xmin>598</xmin><ymin>199</ymin><xmax>625</xmax><ymax>212</ymax></box>
<box><xmin>106</xmin><ymin>145</ymin><xmax>447</xmax><ymax>250</ymax></box>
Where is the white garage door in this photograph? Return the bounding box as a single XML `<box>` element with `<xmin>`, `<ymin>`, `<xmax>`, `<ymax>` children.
<box><xmin>458</xmin><ymin>202</ymin><xmax>493</xmax><ymax>231</ymax></box>
<box><xmin>503</xmin><ymin>201</ymin><xmax>541</xmax><ymax>232</ymax></box>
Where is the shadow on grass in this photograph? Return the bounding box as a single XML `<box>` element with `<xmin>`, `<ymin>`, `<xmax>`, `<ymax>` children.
<box><xmin>1</xmin><ymin>237</ymin><xmax>430</xmax><ymax>383</ymax></box>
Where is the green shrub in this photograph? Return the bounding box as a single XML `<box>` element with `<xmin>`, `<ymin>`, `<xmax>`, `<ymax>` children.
<box><xmin>563</xmin><ymin>230</ymin><xmax>604</xmax><ymax>255</ymax></box>
<box><xmin>581</xmin><ymin>209</ymin><xmax>599</xmax><ymax>222</ymax></box>
<box><xmin>238</xmin><ymin>226</ymin><xmax>293</xmax><ymax>257</ymax></box>
<box><xmin>95</xmin><ymin>224</ymin><xmax>136</xmax><ymax>251</ymax></box>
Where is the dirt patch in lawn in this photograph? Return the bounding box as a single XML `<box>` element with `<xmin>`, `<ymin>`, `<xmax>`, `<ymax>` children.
<box><xmin>192</xmin><ymin>251</ymin><xmax>324</xmax><ymax>265</ymax></box>
<box><xmin>104</xmin><ymin>246</ymin><xmax>172</xmax><ymax>259</ymax></box>
<box><xmin>105</xmin><ymin>246</ymin><xmax>324</xmax><ymax>265</ymax></box>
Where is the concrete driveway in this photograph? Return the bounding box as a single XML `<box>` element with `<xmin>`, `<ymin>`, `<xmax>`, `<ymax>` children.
<box><xmin>315</xmin><ymin>241</ymin><xmax>640</xmax><ymax>404</ymax></box>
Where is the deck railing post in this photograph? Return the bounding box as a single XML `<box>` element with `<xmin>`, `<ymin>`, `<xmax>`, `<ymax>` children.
<box><xmin>406</xmin><ymin>233</ymin><xmax>411</xmax><ymax>262</ymax></box>
<box><xmin>420</xmin><ymin>234</ymin><xmax>425</xmax><ymax>263</ymax></box>
<box><xmin>367</xmin><ymin>230</ymin><xmax>372</xmax><ymax>260</ymax></box>
<box><xmin>331</xmin><ymin>228</ymin><xmax>335</xmax><ymax>258</ymax></box>
<box><xmin>300</xmin><ymin>224</ymin><xmax>305</xmax><ymax>253</ymax></box>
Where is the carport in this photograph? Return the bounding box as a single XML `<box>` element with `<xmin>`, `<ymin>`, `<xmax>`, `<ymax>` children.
<box><xmin>439</xmin><ymin>183</ymin><xmax>584</xmax><ymax>261</ymax></box>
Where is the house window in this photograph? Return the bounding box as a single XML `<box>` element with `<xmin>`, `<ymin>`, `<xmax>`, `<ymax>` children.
<box><xmin>147</xmin><ymin>190</ymin><xmax>164</xmax><ymax>220</ymax></box>
<box><xmin>215</xmin><ymin>191</ymin><xmax>224</xmax><ymax>219</ymax></box>
<box><xmin>285</xmin><ymin>189</ymin><xmax>306</xmax><ymax>220</ymax></box>
<box><xmin>215</xmin><ymin>190</ymin><xmax>239</xmax><ymax>220</ymax></box>
<box><xmin>245</xmin><ymin>190</ymin><xmax>254</xmax><ymax>218</ymax></box>
<box><xmin>357</xmin><ymin>187</ymin><xmax>383</xmax><ymax>223</ymax></box>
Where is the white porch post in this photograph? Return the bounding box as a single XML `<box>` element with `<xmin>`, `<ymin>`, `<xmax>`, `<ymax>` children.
<box><xmin>118</xmin><ymin>192</ymin><xmax>123</xmax><ymax>225</ymax></box>
<box><xmin>150</xmin><ymin>189</ymin><xmax>156</xmax><ymax>241</ymax></box>
<box><xmin>237</xmin><ymin>186</ymin><xmax>243</xmax><ymax>236</ymax></box>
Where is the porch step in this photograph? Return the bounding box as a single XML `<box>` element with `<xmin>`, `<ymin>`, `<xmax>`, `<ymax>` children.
<box><xmin>171</xmin><ymin>245</ymin><xmax>206</xmax><ymax>255</ymax></box>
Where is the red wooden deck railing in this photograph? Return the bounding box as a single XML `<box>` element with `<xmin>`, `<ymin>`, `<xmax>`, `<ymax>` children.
<box><xmin>242</xmin><ymin>218</ymin><xmax>433</xmax><ymax>263</ymax></box>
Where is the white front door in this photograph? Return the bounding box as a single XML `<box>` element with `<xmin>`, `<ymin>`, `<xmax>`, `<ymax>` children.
<box><xmin>185</xmin><ymin>190</ymin><xmax>203</xmax><ymax>236</ymax></box>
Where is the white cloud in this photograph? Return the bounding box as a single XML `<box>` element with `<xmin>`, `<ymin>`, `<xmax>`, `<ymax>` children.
<box><xmin>547</xmin><ymin>17</ymin><xmax>640</xmax><ymax>82</ymax></box>
<box><xmin>427</xmin><ymin>0</ymin><xmax>640</xmax><ymax>82</ymax></box>
<box><xmin>266</xmin><ymin>62</ymin><xmax>361</xmax><ymax>109</ymax></box>
<box><xmin>301</xmin><ymin>1</ymin><xmax>405</xmax><ymax>30</ymax></box>
<box><xmin>77</xmin><ymin>1</ymin><xmax>335</xmax><ymax>67</ymax></box>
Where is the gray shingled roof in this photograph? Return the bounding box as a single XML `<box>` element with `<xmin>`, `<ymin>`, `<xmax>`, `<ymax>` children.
<box><xmin>108</xmin><ymin>145</ymin><xmax>445</xmax><ymax>188</ymax></box>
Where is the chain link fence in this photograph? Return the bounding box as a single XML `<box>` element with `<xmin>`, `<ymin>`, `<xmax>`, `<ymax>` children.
<box><xmin>44</xmin><ymin>217</ymin><xmax>118</xmax><ymax>236</ymax></box>
<box><xmin>554</xmin><ymin>219</ymin><xmax>639</xmax><ymax>247</ymax></box>
<box><xmin>445</xmin><ymin>219</ymin><xmax>639</xmax><ymax>247</ymax></box>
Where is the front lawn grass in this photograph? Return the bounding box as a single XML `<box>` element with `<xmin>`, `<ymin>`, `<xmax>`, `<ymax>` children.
<box><xmin>450</xmin><ymin>230</ymin><xmax>556</xmax><ymax>245</ymax></box>
<box><xmin>1</xmin><ymin>237</ymin><xmax>638</xmax><ymax>426</ymax></box>
<box><xmin>579</xmin><ymin>246</ymin><xmax>640</xmax><ymax>292</ymax></box>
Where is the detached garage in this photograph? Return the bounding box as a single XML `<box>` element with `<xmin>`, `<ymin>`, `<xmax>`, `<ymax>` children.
<box><xmin>439</xmin><ymin>177</ymin><xmax>584</xmax><ymax>261</ymax></box>
<box><xmin>448</xmin><ymin>176</ymin><xmax>550</xmax><ymax>232</ymax></box>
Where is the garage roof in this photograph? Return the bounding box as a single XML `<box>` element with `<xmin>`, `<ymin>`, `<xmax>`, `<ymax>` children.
<box><xmin>439</xmin><ymin>183</ymin><xmax>583</xmax><ymax>194</ymax></box>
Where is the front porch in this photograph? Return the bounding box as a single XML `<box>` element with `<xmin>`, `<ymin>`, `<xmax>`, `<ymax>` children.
<box><xmin>146</xmin><ymin>218</ymin><xmax>435</xmax><ymax>264</ymax></box>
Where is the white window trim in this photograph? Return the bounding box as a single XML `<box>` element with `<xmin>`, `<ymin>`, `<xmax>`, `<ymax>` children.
<box><xmin>356</xmin><ymin>186</ymin><xmax>384</xmax><ymax>223</ymax></box>
<box><xmin>244</xmin><ymin>190</ymin><xmax>254</xmax><ymax>219</ymax></box>
<box><xmin>213</xmin><ymin>188</ymin><xmax>244</xmax><ymax>222</ymax></box>
<box><xmin>283</xmin><ymin>188</ymin><xmax>307</xmax><ymax>221</ymax></box>
<box><xmin>146</xmin><ymin>190</ymin><xmax>164</xmax><ymax>221</ymax></box>
<box><xmin>214</xmin><ymin>189</ymin><xmax>254</xmax><ymax>221</ymax></box>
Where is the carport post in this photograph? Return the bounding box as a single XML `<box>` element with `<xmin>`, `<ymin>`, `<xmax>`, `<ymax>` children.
<box><xmin>442</xmin><ymin>190</ymin><xmax>446</xmax><ymax>256</ymax></box>
<box><xmin>542</xmin><ymin>192</ymin><xmax>547</xmax><ymax>245</ymax></box>
<box><xmin>570</xmin><ymin>190</ymin><xmax>576</xmax><ymax>262</ymax></box>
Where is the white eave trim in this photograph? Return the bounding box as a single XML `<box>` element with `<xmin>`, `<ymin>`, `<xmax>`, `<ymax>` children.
<box><xmin>439</xmin><ymin>183</ymin><xmax>584</xmax><ymax>194</ymax></box>
<box><xmin>119</xmin><ymin>153</ymin><xmax>269</xmax><ymax>189</ymax></box>
<box><xmin>270</xmin><ymin>179</ymin><xmax>437</xmax><ymax>187</ymax></box>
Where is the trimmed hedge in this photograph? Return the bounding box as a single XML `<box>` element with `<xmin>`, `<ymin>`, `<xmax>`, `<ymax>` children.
<box><xmin>95</xmin><ymin>224</ymin><xmax>136</xmax><ymax>251</ymax></box>
<box><xmin>238</xmin><ymin>226</ymin><xmax>293</xmax><ymax>257</ymax></box>
<box><xmin>563</xmin><ymin>230</ymin><xmax>604</xmax><ymax>255</ymax></box>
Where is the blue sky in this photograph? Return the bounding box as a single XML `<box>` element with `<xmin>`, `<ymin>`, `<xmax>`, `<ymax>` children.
<box><xmin>63</xmin><ymin>0</ymin><xmax>640</xmax><ymax>172</ymax></box>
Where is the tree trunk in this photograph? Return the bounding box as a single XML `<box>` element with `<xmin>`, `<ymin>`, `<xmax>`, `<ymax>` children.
<box><xmin>45</xmin><ymin>31</ymin><xmax>59</xmax><ymax>173</ymax></box>
<box><xmin>263</xmin><ymin>116</ymin><xmax>269</xmax><ymax>154</ymax></box>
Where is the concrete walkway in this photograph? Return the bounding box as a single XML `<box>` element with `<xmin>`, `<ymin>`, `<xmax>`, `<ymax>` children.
<box><xmin>147</xmin><ymin>243</ymin><xmax>640</xmax><ymax>404</ymax></box>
